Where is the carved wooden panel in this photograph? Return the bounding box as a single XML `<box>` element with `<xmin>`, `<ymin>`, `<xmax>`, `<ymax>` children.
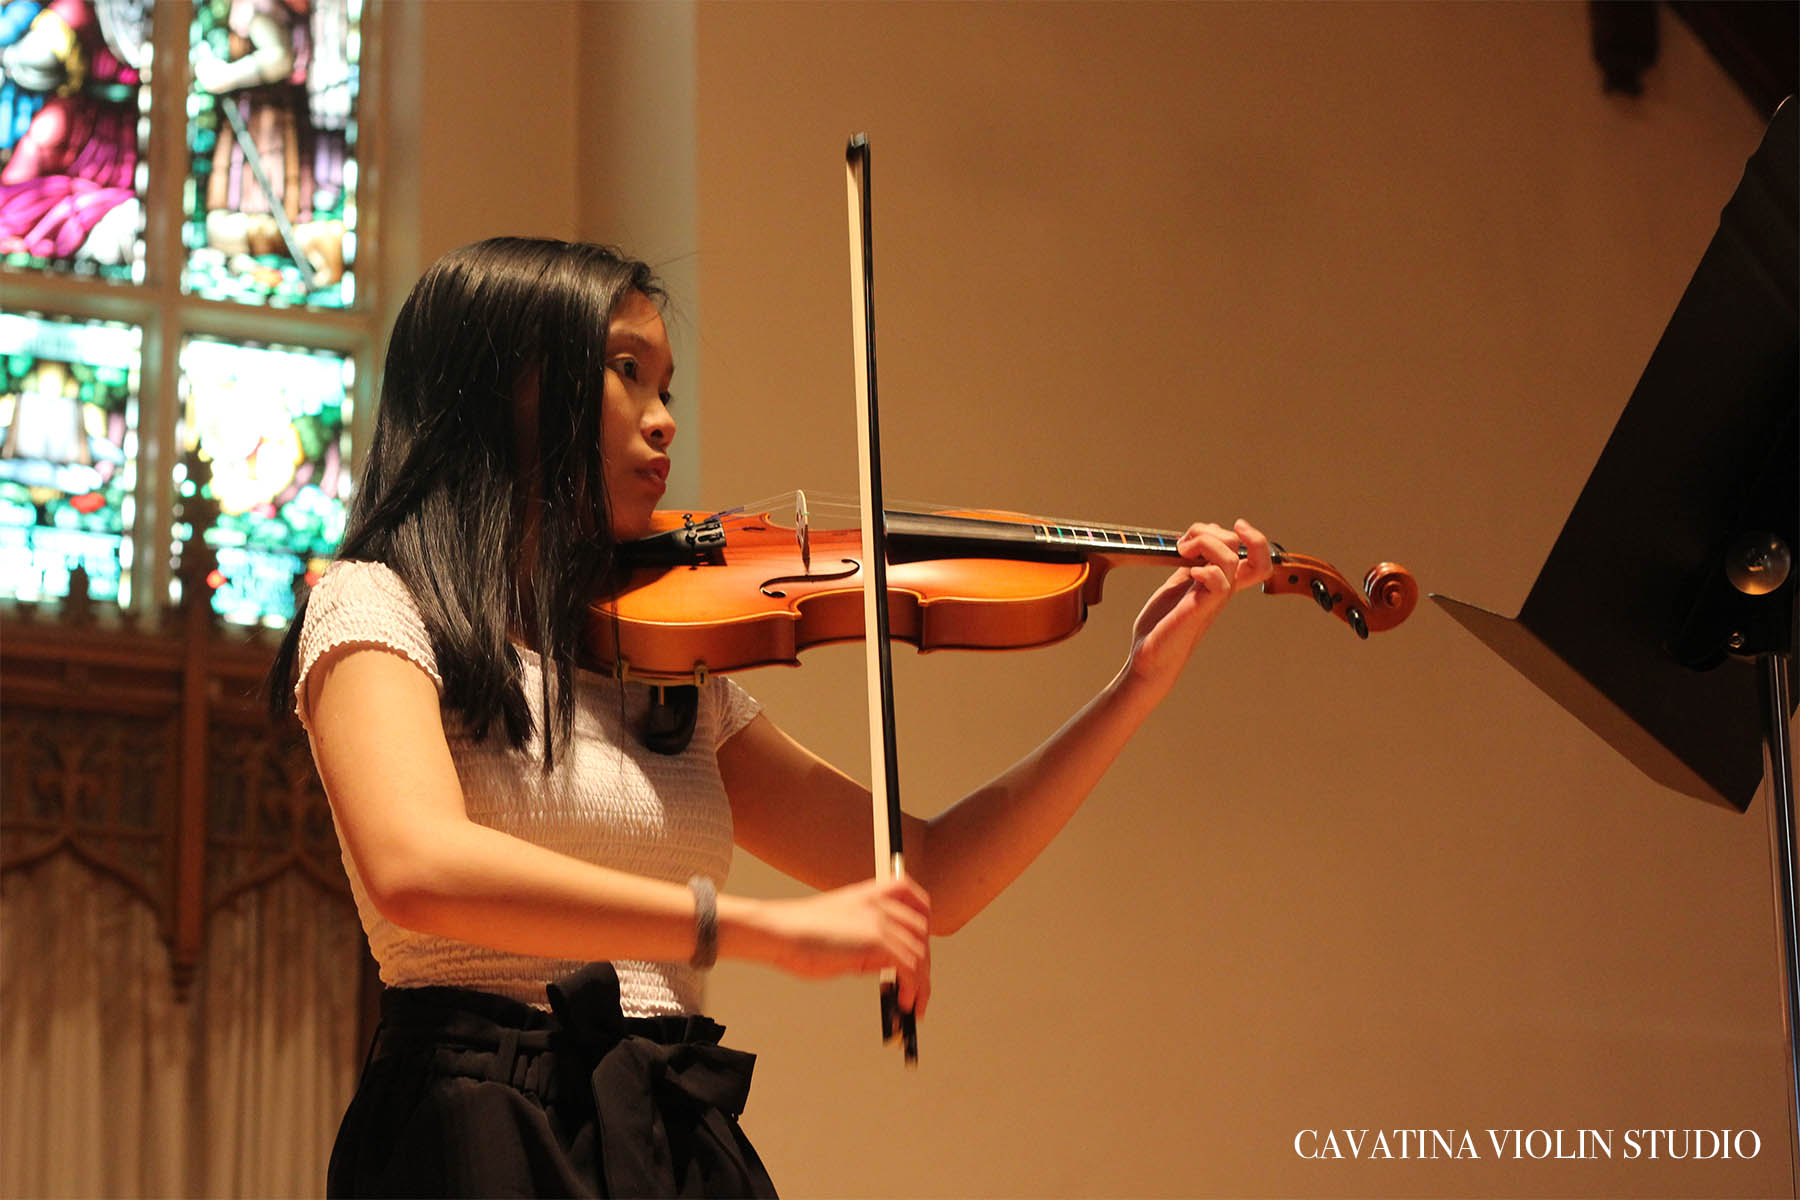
<box><xmin>0</xmin><ymin>709</ymin><xmax>181</xmax><ymax>934</ymax></box>
<box><xmin>206</xmin><ymin>728</ymin><xmax>346</xmax><ymax>913</ymax></box>
<box><xmin>1</xmin><ymin>566</ymin><xmax>351</xmax><ymax>987</ymax></box>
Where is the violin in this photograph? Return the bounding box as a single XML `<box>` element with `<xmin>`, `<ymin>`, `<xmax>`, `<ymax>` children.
<box><xmin>586</xmin><ymin>502</ymin><xmax>1419</xmax><ymax>686</ymax></box>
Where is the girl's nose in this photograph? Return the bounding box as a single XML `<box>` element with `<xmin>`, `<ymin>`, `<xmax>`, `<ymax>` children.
<box><xmin>647</xmin><ymin>399</ymin><xmax>676</xmax><ymax>448</ymax></box>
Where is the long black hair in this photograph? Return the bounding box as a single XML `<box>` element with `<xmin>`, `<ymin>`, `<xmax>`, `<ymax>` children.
<box><xmin>268</xmin><ymin>237</ymin><xmax>663</xmax><ymax>767</ymax></box>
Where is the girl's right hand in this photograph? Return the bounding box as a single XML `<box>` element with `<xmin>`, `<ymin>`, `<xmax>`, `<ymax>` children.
<box><xmin>724</xmin><ymin>876</ymin><xmax>932</xmax><ymax>1017</ymax></box>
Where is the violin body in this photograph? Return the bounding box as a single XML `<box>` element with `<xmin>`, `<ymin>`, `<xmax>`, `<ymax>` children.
<box><xmin>590</xmin><ymin>510</ymin><xmax>1104</xmax><ymax>682</ymax></box>
<box><xmin>586</xmin><ymin>508</ymin><xmax>1418</xmax><ymax>684</ymax></box>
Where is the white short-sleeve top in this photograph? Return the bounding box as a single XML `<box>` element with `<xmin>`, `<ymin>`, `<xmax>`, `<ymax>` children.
<box><xmin>294</xmin><ymin>559</ymin><xmax>760</xmax><ymax>1016</ymax></box>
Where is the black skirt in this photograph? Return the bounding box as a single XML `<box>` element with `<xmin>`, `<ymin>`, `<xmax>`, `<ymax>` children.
<box><xmin>327</xmin><ymin>962</ymin><xmax>778</xmax><ymax>1198</ymax></box>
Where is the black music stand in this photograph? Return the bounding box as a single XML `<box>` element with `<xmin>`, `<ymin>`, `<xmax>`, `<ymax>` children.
<box><xmin>1433</xmin><ymin>96</ymin><xmax>1798</xmax><ymax>1155</ymax></box>
<box><xmin>1433</xmin><ymin>99</ymin><xmax>1797</xmax><ymax>809</ymax></box>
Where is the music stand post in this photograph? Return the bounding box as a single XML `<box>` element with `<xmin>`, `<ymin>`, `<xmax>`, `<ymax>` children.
<box><xmin>1431</xmin><ymin>99</ymin><xmax>1799</xmax><ymax>1173</ymax></box>
<box><xmin>1764</xmin><ymin>639</ymin><xmax>1800</xmax><ymax>1177</ymax></box>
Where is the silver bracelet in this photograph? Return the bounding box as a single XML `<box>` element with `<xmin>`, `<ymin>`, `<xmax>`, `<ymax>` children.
<box><xmin>687</xmin><ymin>875</ymin><xmax>718</xmax><ymax>968</ymax></box>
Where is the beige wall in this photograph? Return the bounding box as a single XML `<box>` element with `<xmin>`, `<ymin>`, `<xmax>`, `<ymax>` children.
<box><xmin>406</xmin><ymin>2</ymin><xmax>1789</xmax><ymax>1196</ymax></box>
<box><xmin>412</xmin><ymin>2</ymin><xmax>582</xmax><ymax>258</ymax></box>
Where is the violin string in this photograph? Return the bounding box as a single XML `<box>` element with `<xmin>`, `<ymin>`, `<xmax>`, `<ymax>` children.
<box><xmin>698</xmin><ymin>492</ymin><xmax>1202</xmax><ymax>544</ymax></box>
<box><xmin>698</xmin><ymin>494</ymin><xmax>800</xmax><ymax>522</ymax></box>
<box><xmin>886</xmin><ymin>499</ymin><xmax>1190</xmax><ymax>542</ymax></box>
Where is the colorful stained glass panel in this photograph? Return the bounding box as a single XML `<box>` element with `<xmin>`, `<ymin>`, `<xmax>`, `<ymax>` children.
<box><xmin>0</xmin><ymin>0</ymin><xmax>155</xmax><ymax>282</ymax></box>
<box><xmin>0</xmin><ymin>309</ymin><xmax>141</xmax><ymax>605</ymax></box>
<box><xmin>175</xmin><ymin>335</ymin><xmax>351</xmax><ymax>626</ymax></box>
<box><xmin>182</xmin><ymin>0</ymin><xmax>360</xmax><ymax>309</ymax></box>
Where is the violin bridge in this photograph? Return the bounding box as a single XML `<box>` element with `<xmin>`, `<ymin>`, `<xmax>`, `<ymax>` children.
<box><xmin>795</xmin><ymin>488</ymin><xmax>812</xmax><ymax>574</ymax></box>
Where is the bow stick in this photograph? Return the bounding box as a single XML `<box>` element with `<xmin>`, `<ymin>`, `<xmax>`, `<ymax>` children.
<box><xmin>846</xmin><ymin>133</ymin><xmax>917</xmax><ymax>1065</ymax></box>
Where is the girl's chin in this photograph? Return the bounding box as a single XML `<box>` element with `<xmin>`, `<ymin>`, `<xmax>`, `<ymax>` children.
<box><xmin>612</xmin><ymin>512</ymin><xmax>656</xmax><ymax>543</ymax></box>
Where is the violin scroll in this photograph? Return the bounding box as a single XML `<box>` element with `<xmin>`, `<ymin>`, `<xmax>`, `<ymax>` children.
<box><xmin>1363</xmin><ymin>563</ymin><xmax>1420</xmax><ymax>629</ymax></box>
<box><xmin>1262</xmin><ymin>552</ymin><xmax>1419</xmax><ymax>640</ymax></box>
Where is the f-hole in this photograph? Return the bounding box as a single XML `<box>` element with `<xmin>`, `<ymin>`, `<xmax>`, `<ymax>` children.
<box><xmin>761</xmin><ymin>558</ymin><xmax>861</xmax><ymax>598</ymax></box>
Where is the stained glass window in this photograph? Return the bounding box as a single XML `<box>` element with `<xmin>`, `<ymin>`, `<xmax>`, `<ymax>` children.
<box><xmin>0</xmin><ymin>0</ymin><xmax>155</xmax><ymax>282</ymax></box>
<box><xmin>3</xmin><ymin>0</ymin><xmax>372</xmax><ymax>625</ymax></box>
<box><xmin>182</xmin><ymin>0</ymin><xmax>360</xmax><ymax>309</ymax></box>
<box><xmin>175</xmin><ymin>335</ymin><xmax>351</xmax><ymax>626</ymax></box>
<box><xmin>0</xmin><ymin>309</ymin><xmax>141</xmax><ymax>605</ymax></box>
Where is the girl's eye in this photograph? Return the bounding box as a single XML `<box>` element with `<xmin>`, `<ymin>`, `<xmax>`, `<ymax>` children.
<box><xmin>614</xmin><ymin>357</ymin><xmax>639</xmax><ymax>381</ymax></box>
<box><xmin>659</xmin><ymin>391</ymin><xmax>674</xmax><ymax>408</ymax></box>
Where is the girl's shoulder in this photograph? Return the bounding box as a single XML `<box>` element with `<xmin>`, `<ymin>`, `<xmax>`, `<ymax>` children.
<box><xmin>294</xmin><ymin>559</ymin><xmax>444</xmax><ymax>728</ymax></box>
<box><xmin>705</xmin><ymin>673</ymin><xmax>762</xmax><ymax>750</ymax></box>
<box><xmin>309</xmin><ymin>557</ymin><xmax>414</xmax><ymax>607</ymax></box>
<box><xmin>304</xmin><ymin>560</ymin><xmax>434</xmax><ymax>650</ymax></box>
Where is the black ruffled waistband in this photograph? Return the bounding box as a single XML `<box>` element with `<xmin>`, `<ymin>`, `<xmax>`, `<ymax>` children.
<box><xmin>345</xmin><ymin>962</ymin><xmax>775</xmax><ymax>1198</ymax></box>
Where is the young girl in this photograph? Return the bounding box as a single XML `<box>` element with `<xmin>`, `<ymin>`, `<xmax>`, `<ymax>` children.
<box><xmin>271</xmin><ymin>236</ymin><xmax>1272</xmax><ymax>1198</ymax></box>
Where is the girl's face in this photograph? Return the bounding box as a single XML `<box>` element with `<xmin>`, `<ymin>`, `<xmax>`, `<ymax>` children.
<box><xmin>601</xmin><ymin>290</ymin><xmax>677</xmax><ymax>541</ymax></box>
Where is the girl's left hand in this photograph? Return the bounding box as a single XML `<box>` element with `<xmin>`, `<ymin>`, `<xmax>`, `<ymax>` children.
<box><xmin>1123</xmin><ymin>518</ymin><xmax>1273</xmax><ymax>699</ymax></box>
